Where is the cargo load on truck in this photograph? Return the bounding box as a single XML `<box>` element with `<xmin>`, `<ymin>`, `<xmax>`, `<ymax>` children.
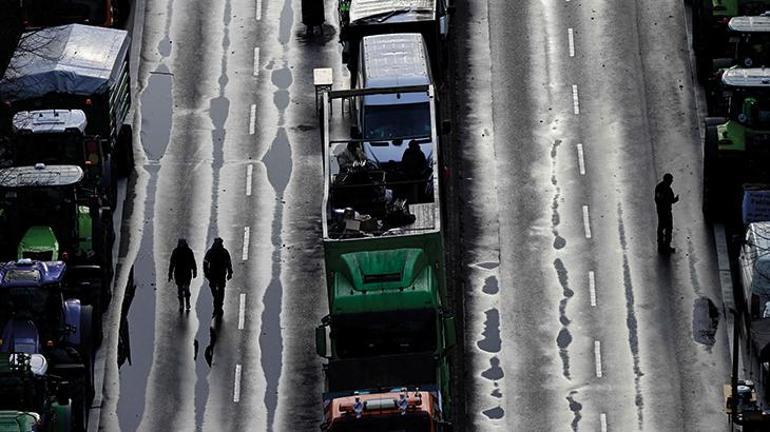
<box><xmin>0</xmin><ymin>24</ymin><xmax>133</xmax><ymax>197</ymax></box>
<box><xmin>316</xmin><ymin>84</ymin><xmax>455</xmax><ymax>430</ymax></box>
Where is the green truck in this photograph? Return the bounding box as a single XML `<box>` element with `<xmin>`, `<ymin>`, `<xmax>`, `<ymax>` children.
<box><xmin>0</xmin><ymin>24</ymin><xmax>133</xmax><ymax>208</ymax></box>
<box><xmin>316</xmin><ymin>85</ymin><xmax>456</xmax><ymax>431</ymax></box>
<box><xmin>0</xmin><ymin>164</ymin><xmax>113</xmax><ymax>313</ymax></box>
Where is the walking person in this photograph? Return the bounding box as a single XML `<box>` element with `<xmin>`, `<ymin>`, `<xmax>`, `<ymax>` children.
<box><xmin>301</xmin><ymin>0</ymin><xmax>325</xmax><ymax>37</ymax></box>
<box><xmin>168</xmin><ymin>238</ymin><xmax>197</xmax><ymax>312</ymax></box>
<box><xmin>655</xmin><ymin>173</ymin><xmax>679</xmax><ymax>254</ymax></box>
<box><xmin>203</xmin><ymin>237</ymin><xmax>233</xmax><ymax>317</ymax></box>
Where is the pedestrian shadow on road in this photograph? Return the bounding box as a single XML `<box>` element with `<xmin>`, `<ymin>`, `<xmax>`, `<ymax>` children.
<box><xmin>193</xmin><ymin>316</ymin><xmax>220</xmax><ymax>367</ymax></box>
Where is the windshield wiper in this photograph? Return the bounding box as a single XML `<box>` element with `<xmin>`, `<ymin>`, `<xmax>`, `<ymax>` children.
<box><xmin>356</xmin><ymin>7</ymin><xmax>414</xmax><ymax>23</ymax></box>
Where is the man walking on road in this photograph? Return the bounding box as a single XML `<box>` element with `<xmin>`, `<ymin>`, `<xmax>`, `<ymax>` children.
<box><xmin>655</xmin><ymin>173</ymin><xmax>679</xmax><ymax>255</ymax></box>
<box><xmin>168</xmin><ymin>238</ymin><xmax>197</xmax><ymax>312</ymax></box>
<box><xmin>203</xmin><ymin>237</ymin><xmax>233</xmax><ymax>317</ymax></box>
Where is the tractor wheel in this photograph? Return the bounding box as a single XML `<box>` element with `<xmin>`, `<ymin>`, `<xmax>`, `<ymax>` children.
<box><xmin>79</xmin><ymin>305</ymin><xmax>96</xmax><ymax>384</ymax></box>
<box><xmin>692</xmin><ymin>1</ymin><xmax>712</xmax><ymax>82</ymax></box>
<box><xmin>115</xmin><ymin>124</ymin><xmax>134</xmax><ymax>178</ymax></box>
<box><xmin>702</xmin><ymin>123</ymin><xmax>720</xmax><ymax>221</ymax></box>
<box><xmin>70</xmin><ymin>379</ymin><xmax>88</xmax><ymax>432</ymax></box>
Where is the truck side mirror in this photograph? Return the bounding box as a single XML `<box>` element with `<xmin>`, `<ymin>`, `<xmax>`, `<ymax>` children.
<box><xmin>443</xmin><ymin>314</ymin><xmax>457</xmax><ymax>349</ymax></box>
<box><xmin>350</xmin><ymin>125</ymin><xmax>362</xmax><ymax>139</ymax></box>
<box><xmin>315</xmin><ymin>325</ymin><xmax>329</xmax><ymax>358</ymax></box>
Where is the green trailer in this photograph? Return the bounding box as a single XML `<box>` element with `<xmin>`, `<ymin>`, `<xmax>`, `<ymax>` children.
<box><xmin>316</xmin><ymin>85</ymin><xmax>456</xmax><ymax>430</ymax></box>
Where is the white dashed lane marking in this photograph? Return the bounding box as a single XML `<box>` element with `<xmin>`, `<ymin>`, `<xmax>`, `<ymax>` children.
<box><xmin>582</xmin><ymin>205</ymin><xmax>592</xmax><ymax>239</ymax></box>
<box><xmin>588</xmin><ymin>270</ymin><xmax>596</xmax><ymax>307</ymax></box>
<box><xmin>233</xmin><ymin>364</ymin><xmax>242</xmax><ymax>402</ymax></box>
<box><xmin>572</xmin><ymin>84</ymin><xmax>580</xmax><ymax>115</ymax></box>
<box><xmin>249</xmin><ymin>104</ymin><xmax>256</xmax><ymax>135</ymax></box>
<box><xmin>246</xmin><ymin>164</ymin><xmax>253</xmax><ymax>197</ymax></box>
<box><xmin>594</xmin><ymin>340</ymin><xmax>603</xmax><ymax>378</ymax></box>
<box><xmin>601</xmin><ymin>413</ymin><xmax>608</xmax><ymax>432</ymax></box>
<box><xmin>253</xmin><ymin>47</ymin><xmax>260</xmax><ymax>77</ymax></box>
<box><xmin>576</xmin><ymin>143</ymin><xmax>585</xmax><ymax>175</ymax></box>
<box><xmin>256</xmin><ymin>0</ymin><xmax>262</xmax><ymax>20</ymax></box>
<box><xmin>241</xmin><ymin>227</ymin><xmax>250</xmax><ymax>261</ymax></box>
<box><xmin>238</xmin><ymin>293</ymin><xmax>246</xmax><ymax>330</ymax></box>
<box><xmin>568</xmin><ymin>28</ymin><xmax>575</xmax><ymax>57</ymax></box>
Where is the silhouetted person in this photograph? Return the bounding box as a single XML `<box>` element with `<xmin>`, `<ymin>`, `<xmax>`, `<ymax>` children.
<box><xmin>402</xmin><ymin>140</ymin><xmax>427</xmax><ymax>178</ymax></box>
<box><xmin>204</xmin><ymin>237</ymin><xmax>233</xmax><ymax>317</ymax></box>
<box><xmin>655</xmin><ymin>173</ymin><xmax>679</xmax><ymax>254</ymax></box>
<box><xmin>302</xmin><ymin>0</ymin><xmax>325</xmax><ymax>36</ymax></box>
<box><xmin>168</xmin><ymin>238</ymin><xmax>197</xmax><ymax>311</ymax></box>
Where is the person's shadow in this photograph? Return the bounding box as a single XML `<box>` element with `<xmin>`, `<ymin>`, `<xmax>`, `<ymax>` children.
<box><xmin>193</xmin><ymin>313</ymin><xmax>221</xmax><ymax>367</ymax></box>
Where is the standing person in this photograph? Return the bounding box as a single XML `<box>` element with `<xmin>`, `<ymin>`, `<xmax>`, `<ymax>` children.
<box><xmin>654</xmin><ymin>173</ymin><xmax>679</xmax><ymax>254</ymax></box>
<box><xmin>168</xmin><ymin>238</ymin><xmax>197</xmax><ymax>312</ymax></box>
<box><xmin>203</xmin><ymin>237</ymin><xmax>233</xmax><ymax>317</ymax></box>
<box><xmin>301</xmin><ymin>0</ymin><xmax>325</xmax><ymax>36</ymax></box>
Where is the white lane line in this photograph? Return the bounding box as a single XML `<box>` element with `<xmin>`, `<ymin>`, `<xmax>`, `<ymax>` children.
<box><xmin>249</xmin><ymin>104</ymin><xmax>256</xmax><ymax>135</ymax></box>
<box><xmin>568</xmin><ymin>28</ymin><xmax>575</xmax><ymax>57</ymax></box>
<box><xmin>588</xmin><ymin>271</ymin><xmax>596</xmax><ymax>307</ymax></box>
<box><xmin>246</xmin><ymin>164</ymin><xmax>253</xmax><ymax>196</ymax></box>
<box><xmin>582</xmin><ymin>205</ymin><xmax>592</xmax><ymax>239</ymax></box>
<box><xmin>594</xmin><ymin>340</ymin><xmax>603</xmax><ymax>378</ymax></box>
<box><xmin>253</xmin><ymin>47</ymin><xmax>260</xmax><ymax>77</ymax></box>
<box><xmin>238</xmin><ymin>293</ymin><xmax>246</xmax><ymax>330</ymax></box>
<box><xmin>233</xmin><ymin>364</ymin><xmax>242</xmax><ymax>402</ymax></box>
<box><xmin>576</xmin><ymin>143</ymin><xmax>585</xmax><ymax>175</ymax></box>
<box><xmin>242</xmin><ymin>227</ymin><xmax>250</xmax><ymax>261</ymax></box>
<box><xmin>256</xmin><ymin>0</ymin><xmax>262</xmax><ymax>20</ymax></box>
<box><xmin>600</xmin><ymin>413</ymin><xmax>608</xmax><ymax>432</ymax></box>
<box><xmin>572</xmin><ymin>84</ymin><xmax>580</xmax><ymax>115</ymax></box>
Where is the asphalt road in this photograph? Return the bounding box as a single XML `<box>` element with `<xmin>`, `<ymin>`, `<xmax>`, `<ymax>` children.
<box><xmin>455</xmin><ymin>0</ymin><xmax>732</xmax><ymax>431</ymax></box>
<box><xmin>92</xmin><ymin>0</ymin><xmax>732</xmax><ymax>431</ymax></box>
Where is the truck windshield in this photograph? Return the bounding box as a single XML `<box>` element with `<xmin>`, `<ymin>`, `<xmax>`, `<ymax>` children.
<box><xmin>333</xmin><ymin>309</ymin><xmax>437</xmax><ymax>358</ymax></box>
<box><xmin>21</xmin><ymin>0</ymin><xmax>107</xmax><ymax>26</ymax></box>
<box><xmin>13</xmin><ymin>134</ymin><xmax>85</xmax><ymax>167</ymax></box>
<box><xmin>330</xmin><ymin>414</ymin><xmax>430</xmax><ymax>431</ymax></box>
<box><xmin>364</xmin><ymin>103</ymin><xmax>432</xmax><ymax>140</ymax></box>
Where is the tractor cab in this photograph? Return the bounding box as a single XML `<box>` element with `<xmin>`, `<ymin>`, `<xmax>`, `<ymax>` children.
<box><xmin>0</xmin><ymin>353</ymin><xmax>74</xmax><ymax>432</ymax></box>
<box><xmin>0</xmin><ymin>164</ymin><xmax>110</xmax><ymax>267</ymax></box>
<box><xmin>726</xmin><ymin>16</ymin><xmax>770</xmax><ymax>69</ymax></box>
<box><xmin>9</xmin><ymin>110</ymin><xmax>114</xmax><ymax>206</ymax></box>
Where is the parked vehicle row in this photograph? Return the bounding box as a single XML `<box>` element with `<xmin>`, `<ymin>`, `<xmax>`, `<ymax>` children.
<box><xmin>692</xmin><ymin>1</ymin><xmax>770</xmax><ymax>429</ymax></box>
<box><xmin>314</xmin><ymin>1</ymin><xmax>456</xmax><ymax>430</ymax></box>
<box><xmin>0</xmin><ymin>21</ymin><xmax>132</xmax><ymax>432</ymax></box>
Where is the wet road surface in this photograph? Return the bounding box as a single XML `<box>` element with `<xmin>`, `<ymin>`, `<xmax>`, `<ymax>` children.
<box><xmin>455</xmin><ymin>0</ymin><xmax>732</xmax><ymax>431</ymax></box>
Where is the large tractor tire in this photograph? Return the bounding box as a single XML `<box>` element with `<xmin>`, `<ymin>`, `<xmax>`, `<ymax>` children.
<box><xmin>79</xmin><ymin>305</ymin><xmax>96</xmax><ymax>387</ymax></box>
<box><xmin>692</xmin><ymin>1</ymin><xmax>713</xmax><ymax>83</ymax></box>
<box><xmin>52</xmin><ymin>402</ymin><xmax>73</xmax><ymax>432</ymax></box>
<box><xmin>115</xmin><ymin>124</ymin><xmax>134</xmax><ymax>179</ymax></box>
<box><xmin>702</xmin><ymin>121</ymin><xmax>723</xmax><ymax>222</ymax></box>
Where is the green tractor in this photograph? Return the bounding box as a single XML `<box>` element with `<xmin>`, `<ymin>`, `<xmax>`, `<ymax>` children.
<box><xmin>703</xmin><ymin>68</ymin><xmax>770</xmax><ymax>221</ymax></box>
<box><xmin>0</xmin><ymin>164</ymin><xmax>113</xmax><ymax>313</ymax></box>
<box><xmin>0</xmin><ymin>353</ymin><xmax>75</xmax><ymax>432</ymax></box>
<box><xmin>692</xmin><ymin>2</ymin><xmax>770</xmax><ymax>81</ymax></box>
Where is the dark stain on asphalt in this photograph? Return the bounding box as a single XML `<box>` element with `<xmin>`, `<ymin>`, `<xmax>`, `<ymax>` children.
<box><xmin>477</xmin><ymin>308</ymin><xmax>501</xmax><ymax>353</ymax></box>
<box><xmin>554</xmin><ymin>258</ymin><xmax>573</xmax><ymax>379</ymax></box>
<box><xmin>617</xmin><ymin>203</ymin><xmax>644</xmax><ymax>429</ymax></box>
<box><xmin>482</xmin><ymin>275</ymin><xmax>499</xmax><ymax>295</ymax></box>
<box><xmin>141</xmin><ymin>66</ymin><xmax>174</xmax><ymax>161</ymax></box>
<box><xmin>687</xmin><ymin>233</ymin><xmax>703</xmax><ymax>297</ymax></box>
<box><xmin>566</xmin><ymin>391</ymin><xmax>582</xmax><ymax>431</ymax></box>
<box><xmin>278</xmin><ymin>0</ymin><xmax>294</xmax><ymax>45</ymax></box>
<box><xmin>481</xmin><ymin>356</ymin><xmax>504</xmax><ymax>381</ymax></box>
<box><xmin>551</xmin><ymin>139</ymin><xmax>566</xmax><ymax>250</ymax></box>
<box><xmin>693</xmin><ymin>297</ymin><xmax>720</xmax><ymax>350</ymax></box>
<box><xmin>476</xmin><ymin>261</ymin><xmax>499</xmax><ymax>270</ymax></box>
<box><xmin>482</xmin><ymin>406</ymin><xmax>505</xmax><ymax>419</ymax></box>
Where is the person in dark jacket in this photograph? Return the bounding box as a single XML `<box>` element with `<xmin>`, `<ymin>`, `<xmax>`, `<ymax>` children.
<box><xmin>302</xmin><ymin>0</ymin><xmax>325</xmax><ymax>36</ymax></box>
<box><xmin>654</xmin><ymin>173</ymin><xmax>679</xmax><ymax>254</ymax></box>
<box><xmin>168</xmin><ymin>238</ymin><xmax>197</xmax><ymax>311</ymax></box>
<box><xmin>204</xmin><ymin>237</ymin><xmax>233</xmax><ymax>317</ymax></box>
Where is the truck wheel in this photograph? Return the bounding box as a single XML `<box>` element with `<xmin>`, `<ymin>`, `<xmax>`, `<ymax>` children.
<box><xmin>116</xmin><ymin>124</ymin><xmax>134</xmax><ymax>178</ymax></box>
<box><xmin>702</xmin><ymin>124</ymin><xmax>719</xmax><ymax>221</ymax></box>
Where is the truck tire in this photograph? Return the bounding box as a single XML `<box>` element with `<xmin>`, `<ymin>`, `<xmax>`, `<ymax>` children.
<box><xmin>692</xmin><ymin>1</ymin><xmax>712</xmax><ymax>83</ymax></box>
<box><xmin>702</xmin><ymin>123</ymin><xmax>720</xmax><ymax>221</ymax></box>
<box><xmin>116</xmin><ymin>124</ymin><xmax>134</xmax><ymax>178</ymax></box>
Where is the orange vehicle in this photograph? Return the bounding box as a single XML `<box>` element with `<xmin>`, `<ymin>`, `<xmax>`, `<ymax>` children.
<box><xmin>322</xmin><ymin>389</ymin><xmax>445</xmax><ymax>432</ymax></box>
<box><xmin>20</xmin><ymin>0</ymin><xmax>130</xmax><ymax>28</ymax></box>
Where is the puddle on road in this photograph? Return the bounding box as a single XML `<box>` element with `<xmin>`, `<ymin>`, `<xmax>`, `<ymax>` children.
<box><xmin>477</xmin><ymin>308</ymin><xmax>501</xmax><ymax>353</ymax></box>
<box><xmin>481</xmin><ymin>356</ymin><xmax>504</xmax><ymax>381</ymax></box>
<box><xmin>566</xmin><ymin>391</ymin><xmax>582</xmax><ymax>431</ymax></box>
<box><xmin>475</xmin><ymin>261</ymin><xmax>499</xmax><ymax>270</ymax></box>
<box><xmin>263</xmin><ymin>128</ymin><xmax>293</xmax><ymax>195</ymax></box>
<box><xmin>482</xmin><ymin>275</ymin><xmax>499</xmax><ymax>295</ymax></box>
<box><xmin>158</xmin><ymin>38</ymin><xmax>172</xmax><ymax>58</ymax></box>
<box><xmin>551</xmin><ymin>140</ymin><xmax>565</xmax><ymax>250</ymax></box>
<box><xmin>278</xmin><ymin>0</ymin><xmax>294</xmax><ymax>45</ymax></box>
<box><xmin>116</xmin><ymin>164</ymin><xmax>161</xmax><ymax>432</ymax></box>
<box><xmin>554</xmin><ymin>258</ymin><xmax>573</xmax><ymax>379</ymax></box>
<box><xmin>141</xmin><ymin>66</ymin><xmax>174</xmax><ymax>161</ymax></box>
<box><xmin>482</xmin><ymin>406</ymin><xmax>504</xmax><ymax>420</ymax></box>
<box><xmin>693</xmin><ymin>297</ymin><xmax>719</xmax><ymax>349</ymax></box>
